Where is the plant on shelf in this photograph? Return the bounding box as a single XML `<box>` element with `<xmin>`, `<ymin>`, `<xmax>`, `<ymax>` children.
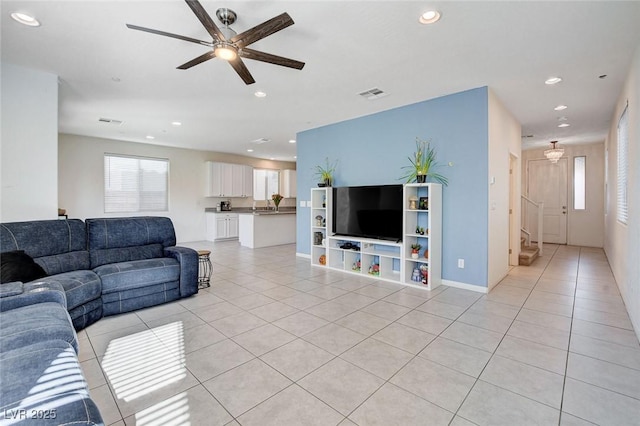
<box><xmin>315</xmin><ymin>157</ymin><xmax>338</xmax><ymax>187</ymax></box>
<box><xmin>271</xmin><ymin>193</ymin><xmax>284</xmax><ymax>211</ymax></box>
<box><xmin>400</xmin><ymin>138</ymin><xmax>448</xmax><ymax>185</ymax></box>
<box><xmin>411</xmin><ymin>243</ymin><xmax>422</xmax><ymax>259</ymax></box>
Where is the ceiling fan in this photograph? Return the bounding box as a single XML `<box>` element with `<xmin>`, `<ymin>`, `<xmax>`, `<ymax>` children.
<box><xmin>126</xmin><ymin>0</ymin><xmax>305</xmax><ymax>85</ymax></box>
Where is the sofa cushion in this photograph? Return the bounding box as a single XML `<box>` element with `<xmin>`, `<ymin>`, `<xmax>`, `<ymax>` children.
<box><xmin>0</xmin><ymin>250</ymin><xmax>47</xmax><ymax>284</ymax></box>
<box><xmin>0</xmin><ymin>302</ymin><xmax>78</xmax><ymax>353</ymax></box>
<box><xmin>0</xmin><ymin>340</ymin><xmax>103</xmax><ymax>425</ymax></box>
<box><xmin>1</xmin><ymin>220</ymin><xmax>89</xmax><ymax>275</ymax></box>
<box><xmin>37</xmin><ymin>270</ymin><xmax>102</xmax><ymax>311</ymax></box>
<box><xmin>35</xmin><ymin>250</ymin><xmax>91</xmax><ymax>276</ymax></box>
<box><xmin>95</xmin><ymin>257</ymin><xmax>180</xmax><ymax>295</ymax></box>
<box><xmin>90</xmin><ymin>243</ymin><xmax>164</xmax><ymax>269</ymax></box>
<box><xmin>86</xmin><ymin>217</ymin><xmax>177</xmax><ymax>268</ymax></box>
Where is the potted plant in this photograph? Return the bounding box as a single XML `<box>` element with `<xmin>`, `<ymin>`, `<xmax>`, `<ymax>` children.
<box><xmin>271</xmin><ymin>193</ymin><xmax>283</xmax><ymax>211</ymax></box>
<box><xmin>400</xmin><ymin>138</ymin><xmax>448</xmax><ymax>185</ymax></box>
<box><xmin>315</xmin><ymin>157</ymin><xmax>338</xmax><ymax>187</ymax></box>
<box><xmin>411</xmin><ymin>243</ymin><xmax>422</xmax><ymax>259</ymax></box>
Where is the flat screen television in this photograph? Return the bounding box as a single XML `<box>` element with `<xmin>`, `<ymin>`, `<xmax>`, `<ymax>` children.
<box><xmin>332</xmin><ymin>184</ymin><xmax>403</xmax><ymax>241</ymax></box>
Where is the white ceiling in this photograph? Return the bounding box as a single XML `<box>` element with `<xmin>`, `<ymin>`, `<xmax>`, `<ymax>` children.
<box><xmin>2</xmin><ymin>1</ymin><xmax>640</xmax><ymax>160</ymax></box>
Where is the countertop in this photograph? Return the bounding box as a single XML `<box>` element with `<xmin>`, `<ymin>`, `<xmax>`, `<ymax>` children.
<box><xmin>205</xmin><ymin>207</ymin><xmax>296</xmax><ymax>215</ymax></box>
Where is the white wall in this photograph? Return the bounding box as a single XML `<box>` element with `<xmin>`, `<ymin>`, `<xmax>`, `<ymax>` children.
<box><xmin>605</xmin><ymin>43</ymin><xmax>640</xmax><ymax>338</ymax></box>
<box><xmin>59</xmin><ymin>134</ymin><xmax>295</xmax><ymax>243</ymax></box>
<box><xmin>487</xmin><ymin>89</ymin><xmax>522</xmax><ymax>288</ymax></box>
<box><xmin>522</xmin><ymin>142</ymin><xmax>605</xmax><ymax>248</ymax></box>
<box><xmin>1</xmin><ymin>63</ymin><xmax>58</xmax><ymax>221</ymax></box>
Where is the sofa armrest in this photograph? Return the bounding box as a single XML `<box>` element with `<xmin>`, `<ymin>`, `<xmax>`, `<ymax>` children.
<box><xmin>164</xmin><ymin>246</ymin><xmax>198</xmax><ymax>297</ymax></box>
<box><xmin>0</xmin><ymin>281</ymin><xmax>67</xmax><ymax>312</ymax></box>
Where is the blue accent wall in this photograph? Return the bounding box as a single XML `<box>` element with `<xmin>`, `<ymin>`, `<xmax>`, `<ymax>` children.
<box><xmin>297</xmin><ymin>87</ymin><xmax>489</xmax><ymax>287</ymax></box>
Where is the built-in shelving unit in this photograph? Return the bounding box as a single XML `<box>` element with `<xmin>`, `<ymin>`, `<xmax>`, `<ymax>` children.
<box><xmin>326</xmin><ymin>237</ymin><xmax>402</xmax><ymax>283</ymax></box>
<box><xmin>309</xmin><ymin>183</ymin><xmax>442</xmax><ymax>290</ymax></box>
<box><xmin>402</xmin><ymin>183</ymin><xmax>442</xmax><ymax>290</ymax></box>
<box><xmin>310</xmin><ymin>188</ymin><xmax>329</xmax><ymax>267</ymax></box>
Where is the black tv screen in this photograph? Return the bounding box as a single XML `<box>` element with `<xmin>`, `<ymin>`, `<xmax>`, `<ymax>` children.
<box><xmin>332</xmin><ymin>185</ymin><xmax>403</xmax><ymax>241</ymax></box>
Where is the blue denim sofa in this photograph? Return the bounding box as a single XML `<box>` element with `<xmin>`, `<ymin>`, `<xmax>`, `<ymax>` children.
<box><xmin>1</xmin><ymin>216</ymin><xmax>198</xmax><ymax>329</ymax></box>
<box><xmin>0</xmin><ymin>281</ymin><xmax>104</xmax><ymax>424</ymax></box>
<box><xmin>0</xmin><ymin>216</ymin><xmax>198</xmax><ymax>424</ymax></box>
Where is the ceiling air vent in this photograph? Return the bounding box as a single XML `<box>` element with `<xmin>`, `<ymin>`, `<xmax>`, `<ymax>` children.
<box><xmin>98</xmin><ymin>118</ymin><xmax>123</xmax><ymax>125</ymax></box>
<box><xmin>251</xmin><ymin>138</ymin><xmax>271</xmax><ymax>144</ymax></box>
<box><xmin>358</xmin><ymin>87</ymin><xmax>388</xmax><ymax>100</ymax></box>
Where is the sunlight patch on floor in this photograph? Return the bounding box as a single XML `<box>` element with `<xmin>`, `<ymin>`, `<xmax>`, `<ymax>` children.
<box><xmin>133</xmin><ymin>392</ymin><xmax>191</xmax><ymax>426</ymax></box>
<box><xmin>102</xmin><ymin>321</ymin><xmax>186</xmax><ymax>402</ymax></box>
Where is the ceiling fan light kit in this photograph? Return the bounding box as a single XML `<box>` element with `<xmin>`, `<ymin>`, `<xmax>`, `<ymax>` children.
<box><xmin>126</xmin><ymin>0</ymin><xmax>304</xmax><ymax>85</ymax></box>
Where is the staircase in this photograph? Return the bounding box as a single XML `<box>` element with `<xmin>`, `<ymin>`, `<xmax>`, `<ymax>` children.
<box><xmin>520</xmin><ymin>195</ymin><xmax>543</xmax><ymax>266</ymax></box>
<box><xmin>519</xmin><ymin>237</ymin><xmax>539</xmax><ymax>266</ymax></box>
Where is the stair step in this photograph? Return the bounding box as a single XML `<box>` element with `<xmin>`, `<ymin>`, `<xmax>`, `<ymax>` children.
<box><xmin>519</xmin><ymin>247</ymin><xmax>539</xmax><ymax>266</ymax></box>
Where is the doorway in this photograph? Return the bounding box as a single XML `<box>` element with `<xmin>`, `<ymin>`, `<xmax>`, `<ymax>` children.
<box><xmin>526</xmin><ymin>158</ymin><xmax>568</xmax><ymax>244</ymax></box>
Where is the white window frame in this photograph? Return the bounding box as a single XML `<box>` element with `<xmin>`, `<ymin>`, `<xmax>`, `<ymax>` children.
<box><xmin>573</xmin><ymin>156</ymin><xmax>586</xmax><ymax>211</ymax></box>
<box><xmin>617</xmin><ymin>104</ymin><xmax>629</xmax><ymax>224</ymax></box>
<box><xmin>104</xmin><ymin>154</ymin><xmax>169</xmax><ymax>213</ymax></box>
<box><xmin>253</xmin><ymin>169</ymin><xmax>280</xmax><ymax>201</ymax></box>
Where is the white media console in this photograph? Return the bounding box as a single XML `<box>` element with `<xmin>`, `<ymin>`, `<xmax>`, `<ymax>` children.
<box><xmin>310</xmin><ymin>183</ymin><xmax>442</xmax><ymax>291</ymax></box>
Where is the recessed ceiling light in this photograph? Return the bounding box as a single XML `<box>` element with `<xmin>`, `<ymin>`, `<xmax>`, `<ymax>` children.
<box><xmin>599</xmin><ymin>74</ymin><xmax>608</xmax><ymax>79</ymax></box>
<box><xmin>171</xmin><ymin>121</ymin><xmax>182</xmax><ymax>126</ymax></box>
<box><xmin>554</xmin><ymin>105</ymin><xmax>568</xmax><ymax>111</ymax></box>
<box><xmin>557</xmin><ymin>116</ymin><xmax>568</xmax><ymax>121</ymax></box>
<box><xmin>269</xmin><ymin>157</ymin><xmax>275</xmax><ymax>161</ymax></box>
<box><xmin>289</xmin><ymin>139</ymin><xmax>296</xmax><ymax>144</ymax></box>
<box><xmin>11</xmin><ymin>12</ymin><xmax>40</xmax><ymax>27</ymax></box>
<box><xmin>254</xmin><ymin>91</ymin><xmax>267</xmax><ymax>98</ymax></box>
<box><xmin>111</xmin><ymin>77</ymin><xmax>121</xmax><ymax>83</ymax></box>
<box><xmin>419</xmin><ymin>10</ymin><xmax>441</xmax><ymax>24</ymax></box>
<box><xmin>545</xmin><ymin>77</ymin><xmax>563</xmax><ymax>85</ymax></box>
<box><xmin>146</xmin><ymin>135</ymin><xmax>155</xmax><ymax>139</ymax></box>
<box><xmin>247</xmin><ymin>149</ymin><xmax>254</xmax><ymax>152</ymax></box>
<box><xmin>558</xmin><ymin>123</ymin><xmax>570</xmax><ymax>128</ymax></box>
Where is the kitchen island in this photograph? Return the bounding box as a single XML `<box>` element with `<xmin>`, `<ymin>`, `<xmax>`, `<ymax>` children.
<box><xmin>238</xmin><ymin>209</ymin><xmax>296</xmax><ymax>248</ymax></box>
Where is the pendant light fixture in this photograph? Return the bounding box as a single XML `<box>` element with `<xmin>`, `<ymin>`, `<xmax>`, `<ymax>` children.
<box><xmin>544</xmin><ymin>140</ymin><xmax>564</xmax><ymax>163</ymax></box>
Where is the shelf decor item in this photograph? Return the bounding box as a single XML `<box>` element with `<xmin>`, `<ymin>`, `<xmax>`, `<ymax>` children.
<box><xmin>409</xmin><ymin>196</ymin><xmax>418</xmax><ymax>210</ymax></box>
<box><xmin>420</xmin><ymin>264</ymin><xmax>429</xmax><ymax>285</ymax></box>
<box><xmin>411</xmin><ymin>243</ymin><xmax>422</xmax><ymax>259</ymax></box>
<box><xmin>315</xmin><ymin>215</ymin><xmax>323</xmax><ymax>226</ymax></box>
<box><xmin>315</xmin><ymin>157</ymin><xmax>337</xmax><ymax>187</ymax></box>
<box><xmin>271</xmin><ymin>193</ymin><xmax>283</xmax><ymax>211</ymax></box>
<box><xmin>400</xmin><ymin>138</ymin><xmax>448</xmax><ymax>185</ymax></box>
<box><xmin>419</xmin><ymin>197</ymin><xmax>429</xmax><ymax>210</ymax></box>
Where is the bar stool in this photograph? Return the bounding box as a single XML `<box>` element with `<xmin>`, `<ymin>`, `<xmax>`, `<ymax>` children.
<box><xmin>197</xmin><ymin>250</ymin><xmax>212</xmax><ymax>289</ymax></box>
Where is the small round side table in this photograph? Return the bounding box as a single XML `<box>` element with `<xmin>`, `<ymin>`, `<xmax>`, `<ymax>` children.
<box><xmin>197</xmin><ymin>250</ymin><xmax>212</xmax><ymax>289</ymax></box>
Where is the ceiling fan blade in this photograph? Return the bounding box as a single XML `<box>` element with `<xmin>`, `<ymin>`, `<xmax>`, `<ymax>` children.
<box><xmin>240</xmin><ymin>48</ymin><xmax>305</xmax><ymax>70</ymax></box>
<box><xmin>126</xmin><ymin>24</ymin><xmax>212</xmax><ymax>47</ymax></box>
<box><xmin>177</xmin><ymin>50</ymin><xmax>216</xmax><ymax>70</ymax></box>
<box><xmin>228</xmin><ymin>57</ymin><xmax>256</xmax><ymax>85</ymax></box>
<box><xmin>231</xmin><ymin>12</ymin><xmax>294</xmax><ymax>47</ymax></box>
<box><xmin>184</xmin><ymin>0</ymin><xmax>225</xmax><ymax>41</ymax></box>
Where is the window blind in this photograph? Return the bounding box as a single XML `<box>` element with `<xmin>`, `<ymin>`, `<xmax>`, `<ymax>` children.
<box><xmin>104</xmin><ymin>154</ymin><xmax>169</xmax><ymax>213</ymax></box>
<box><xmin>616</xmin><ymin>105</ymin><xmax>628</xmax><ymax>224</ymax></box>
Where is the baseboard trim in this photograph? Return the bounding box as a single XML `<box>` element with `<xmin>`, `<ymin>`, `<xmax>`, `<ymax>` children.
<box><xmin>296</xmin><ymin>252</ymin><xmax>311</xmax><ymax>259</ymax></box>
<box><xmin>442</xmin><ymin>279</ymin><xmax>488</xmax><ymax>294</ymax></box>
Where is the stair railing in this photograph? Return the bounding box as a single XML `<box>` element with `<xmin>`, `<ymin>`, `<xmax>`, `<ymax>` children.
<box><xmin>521</xmin><ymin>195</ymin><xmax>544</xmax><ymax>255</ymax></box>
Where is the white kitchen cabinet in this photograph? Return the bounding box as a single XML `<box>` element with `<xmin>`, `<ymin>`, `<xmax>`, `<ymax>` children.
<box><xmin>206</xmin><ymin>162</ymin><xmax>253</xmax><ymax>197</ymax></box>
<box><xmin>282</xmin><ymin>169</ymin><xmax>297</xmax><ymax>198</ymax></box>
<box><xmin>206</xmin><ymin>212</ymin><xmax>239</xmax><ymax>241</ymax></box>
<box><xmin>235</xmin><ymin>164</ymin><xmax>253</xmax><ymax>197</ymax></box>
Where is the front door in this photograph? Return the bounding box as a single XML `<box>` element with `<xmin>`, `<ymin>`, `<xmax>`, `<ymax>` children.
<box><xmin>527</xmin><ymin>158</ymin><xmax>568</xmax><ymax>244</ymax></box>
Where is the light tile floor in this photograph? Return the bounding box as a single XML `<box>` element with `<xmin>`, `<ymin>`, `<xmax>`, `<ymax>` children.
<box><xmin>79</xmin><ymin>242</ymin><xmax>640</xmax><ymax>425</ymax></box>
